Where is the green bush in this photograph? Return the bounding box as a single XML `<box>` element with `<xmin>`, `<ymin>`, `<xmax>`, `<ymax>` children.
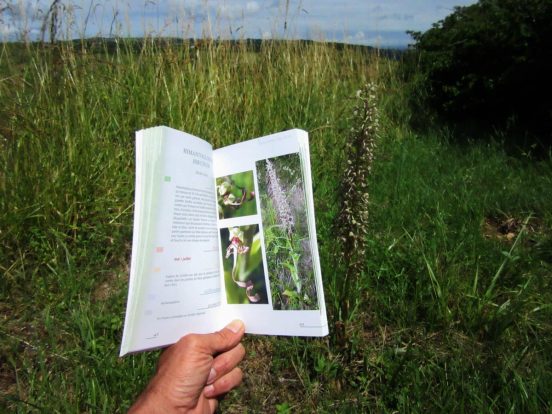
<box><xmin>407</xmin><ymin>0</ymin><xmax>552</xmax><ymax>146</ymax></box>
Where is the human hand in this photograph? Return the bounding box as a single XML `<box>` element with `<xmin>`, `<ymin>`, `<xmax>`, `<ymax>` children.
<box><xmin>129</xmin><ymin>320</ymin><xmax>246</xmax><ymax>413</ymax></box>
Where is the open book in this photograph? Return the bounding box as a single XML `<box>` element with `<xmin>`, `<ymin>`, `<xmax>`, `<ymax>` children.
<box><xmin>120</xmin><ymin>127</ymin><xmax>328</xmax><ymax>356</ymax></box>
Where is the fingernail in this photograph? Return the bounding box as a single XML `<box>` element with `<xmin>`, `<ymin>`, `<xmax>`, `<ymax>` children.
<box><xmin>225</xmin><ymin>319</ymin><xmax>243</xmax><ymax>333</ymax></box>
<box><xmin>204</xmin><ymin>384</ymin><xmax>214</xmax><ymax>397</ymax></box>
<box><xmin>207</xmin><ymin>367</ymin><xmax>216</xmax><ymax>384</ymax></box>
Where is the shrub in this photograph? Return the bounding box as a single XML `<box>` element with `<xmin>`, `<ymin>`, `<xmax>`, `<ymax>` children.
<box><xmin>407</xmin><ymin>0</ymin><xmax>552</xmax><ymax>146</ymax></box>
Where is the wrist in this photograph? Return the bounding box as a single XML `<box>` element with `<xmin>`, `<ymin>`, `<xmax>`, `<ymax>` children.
<box><xmin>128</xmin><ymin>381</ymin><xmax>178</xmax><ymax>413</ymax></box>
<box><xmin>129</xmin><ymin>377</ymin><xmax>204</xmax><ymax>414</ymax></box>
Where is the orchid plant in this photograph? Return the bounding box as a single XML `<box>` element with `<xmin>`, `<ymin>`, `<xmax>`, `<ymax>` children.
<box><xmin>256</xmin><ymin>154</ymin><xmax>317</xmax><ymax>311</ymax></box>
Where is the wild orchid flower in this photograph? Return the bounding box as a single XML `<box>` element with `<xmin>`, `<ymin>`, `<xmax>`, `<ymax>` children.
<box><xmin>217</xmin><ymin>180</ymin><xmax>255</xmax><ymax>209</ymax></box>
<box><xmin>225</xmin><ymin>227</ymin><xmax>260</xmax><ymax>303</ymax></box>
<box><xmin>225</xmin><ymin>227</ymin><xmax>250</xmax><ymax>258</ymax></box>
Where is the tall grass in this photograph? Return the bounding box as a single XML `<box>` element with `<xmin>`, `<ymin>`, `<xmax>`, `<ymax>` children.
<box><xmin>1</xmin><ymin>36</ymin><xmax>551</xmax><ymax>412</ymax></box>
<box><xmin>0</xmin><ymin>38</ymin><xmax>375</xmax><ymax>412</ymax></box>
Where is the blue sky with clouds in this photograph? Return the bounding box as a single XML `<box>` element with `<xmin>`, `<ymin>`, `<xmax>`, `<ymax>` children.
<box><xmin>1</xmin><ymin>0</ymin><xmax>478</xmax><ymax>47</ymax></box>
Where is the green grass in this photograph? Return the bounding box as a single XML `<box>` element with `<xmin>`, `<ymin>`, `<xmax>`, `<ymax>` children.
<box><xmin>1</xmin><ymin>38</ymin><xmax>551</xmax><ymax>413</ymax></box>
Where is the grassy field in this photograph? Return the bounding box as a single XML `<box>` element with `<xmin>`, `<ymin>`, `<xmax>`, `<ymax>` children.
<box><xmin>1</xmin><ymin>38</ymin><xmax>551</xmax><ymax>413</ymax></box>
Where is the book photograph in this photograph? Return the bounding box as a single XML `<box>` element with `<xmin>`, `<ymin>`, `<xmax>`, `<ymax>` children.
<box><xmin>216</xmin><ymin>171</ymin><xmax>257</xmax><ymax>219</ymax></box>
<box><xmin>256</xmin><ymin>154</ymin><xmax>318</xmax><ymax>311</ymax></box>
<box><xmin>220</xmin><ymin>225</ymin><xmax>268</xmax><ymax>305</ymax></box>
<box><xmin>119</xmin><ymin>127</ymin><xmax>328</xmax><ymax>356</ymax></box>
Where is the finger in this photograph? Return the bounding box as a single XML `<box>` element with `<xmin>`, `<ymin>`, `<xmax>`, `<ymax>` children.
<box><xmin>207</xmin><ymin>398</ymin><xmax>218</xmax><ymax>413</ymax></box>
<box><xmin>206</xmin><ymin>343</ymin><xmax>245</xmax><ymax>385</ymax></box>
<box><xmin>194</xmin><ymin>320</ymin><xmax>245</xmax><ymax>355</ymax></box>
<box><xmin>203</xmin><ymin>367</ymin><xmax>243</xmax><ymax>398</ymax></box>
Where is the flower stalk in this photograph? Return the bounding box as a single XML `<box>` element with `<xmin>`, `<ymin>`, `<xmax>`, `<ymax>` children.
<box><xmin>265</xmin><ymin>158</ymin><xmax>295</xmax><ymax>236</ymax></box>
<box><xmin>335</xmin><ymin>83</ymin><xmax>379</xmax><ymax>330</ymax></box>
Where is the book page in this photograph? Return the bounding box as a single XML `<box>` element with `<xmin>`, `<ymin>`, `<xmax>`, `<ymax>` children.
<box><xmin>213</xmin><ymin>129</ymin><xmax>328</xmax><ymax>337</ymax></box>
<box><xmin>120</xmin><ymin>127</ymin><xmax>221</xmax><ymax>356</ymax></box>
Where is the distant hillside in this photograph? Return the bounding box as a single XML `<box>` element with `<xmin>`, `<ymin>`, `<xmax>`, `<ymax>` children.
<box><xmin>2</xmin><ymin>36</ymin><xmax>405</xmax><ymax>58</ymax></box>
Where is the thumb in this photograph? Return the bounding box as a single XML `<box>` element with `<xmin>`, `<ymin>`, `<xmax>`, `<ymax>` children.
<box><xmin>198</xmin><ymin>320</ymin><xmax>245</xmax><ymax>355</ymax></box>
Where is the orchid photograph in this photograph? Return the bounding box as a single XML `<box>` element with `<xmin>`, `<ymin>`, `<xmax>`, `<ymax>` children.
<box><xmin>220</xmin><ymin>225</ymin><xmax>268</xmax><ymax>305</ymax></box>
<box><xmin>216</xmin><ymin>171</ymin><xmax>257</xmax><ymax>219</ymax></box>
<box><xmin>256</xmin><ymin>153</ymin><xmax>318</xmax><ymax>311</ymax></box>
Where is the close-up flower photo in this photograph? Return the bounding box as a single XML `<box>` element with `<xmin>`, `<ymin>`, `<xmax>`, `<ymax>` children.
<box><xmin>220</xmin><ymin>225</ymin><xmax>268</xmax><ymax>305</ymax></box>
<box><xmin>216</xmin><ymin>171</ymin><xmax>257</xmax><ymax>219</ymax></box>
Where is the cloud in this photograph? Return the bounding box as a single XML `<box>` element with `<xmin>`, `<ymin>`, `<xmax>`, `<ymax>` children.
<box><xmin>0</xmin><ymin>23</ymin><xmax>17</xmax><ymax>39</ymax></box>
<box><xmin>343</xmin><ymin>30</ymin><xmax>368</xmax><ymax>44</ymax></box>
<box><xmin>246</xmin><ymin>1</ymin><xmax>260</xmax><ymax>14</ymax></box>
<box><xmin>377</xmin><ymin>13</ymin><xmax>414</xmax><ymax>22</ymax></box>
<box><xmin>214</xmin><ymin>2</ymin><xmax>264</xmax><ymax>25</ymax></box>
<box><xmin>2</xmin><ymin>0</ymin><xmax>478</xmax><ymax>46</ymax></box>
<box><xmin>0</xmin><ymin>0</ymin><xmax>49</xmax><ymax>40</ymax></box>
<box><xmin>167</xmin><ymin>0</ymin><xmax>208</xmax><ymax>20</ymax></box>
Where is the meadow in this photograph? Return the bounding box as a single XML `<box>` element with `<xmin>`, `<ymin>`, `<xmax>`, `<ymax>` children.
<box><xmin>1</xmin><ymin>36</ymin><xmax>551</xmax><ymax>413</ymax></box>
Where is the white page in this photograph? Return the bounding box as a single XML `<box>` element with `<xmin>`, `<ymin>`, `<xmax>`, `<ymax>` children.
<box><xmin>213</xmin><ymin>129</ymin><xmax>328</xmax><ymax>336</ymax></box>
<box><xmin>122</xmin><ymin>128</ymin><xmax>328</xmax><ymax>355</ymax></box>
<box><xmin>120</xmin><ymin>127</ymin><xmax>221</xmax><ymax>356</ymax></box>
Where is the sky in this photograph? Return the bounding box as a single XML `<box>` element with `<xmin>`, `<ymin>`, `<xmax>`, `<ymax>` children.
<box><xmin>1</xmin><ymin>0</ymin><xmax>478</xmax><ymax>48</ymax></box>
